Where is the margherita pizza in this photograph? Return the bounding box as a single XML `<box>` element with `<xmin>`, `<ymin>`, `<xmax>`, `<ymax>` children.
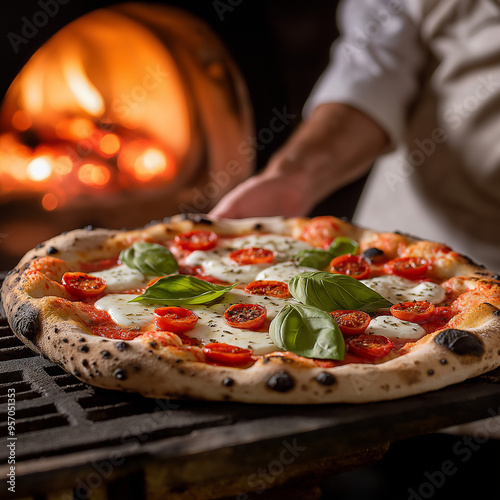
<box><xmin>2</xmin><ymin>214</ymin><xmax>500</xmax><ymax>404</ymax></box>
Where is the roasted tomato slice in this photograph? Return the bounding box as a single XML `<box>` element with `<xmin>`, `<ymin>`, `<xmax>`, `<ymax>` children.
<box><xmin>228</xmin><ymin>247</ymin><xmax>274</xmax><ymax>265</ymax></box>
<box><xmin>385</xmin><ymin>257</ymin><xmax>429</xmax><ymax>279</ymax></box>
<box><xmin>348</xmin><ymin>334</ymin><xmax>394</xmax><ymax>360</ymax></box>
<box><xmin>224</xmin><ymin>303</ymin><xmax>267</xmax><ymax>329</ymax></box>
<box><xmin>329</xmin><ymin>310</ymin><xmax>371</xmax><ymax>335</ymax></box>
<box><xmin>203</xmin><ymin>343</ymin><xmax>253</xmax><ymax>366</ymax></box>
<box><xmin>154</xmin><ymin>306</ymin><xmax>198</xmax><ymax>333</ymax></box>
<box><xmin>62</xmin><ymin>272</ymin><xmax>106</xmax><ymax>298</ymax></box>
<box><xmin>174</xmin><ymin>230</ymin><xmax>218</xmax><ymax>251</ymax></box>
<box><xmin>301</xmin><ymin>216</ymin><xmax>340</xmax><ymax>248</ymax></box>
<box><xmin>330</xmin><ymin>254</ymin><xmax>370</xmax><ymax>280</ymax></box>
<box><xmin>391</xmin><ymin>300</ymin><xmax>435</xmax><ymax>323</ymax></box>
<box><xmin>245</xmin><ymin>280</ymin><xmax>289</xmax><ymax>298</ymax></box>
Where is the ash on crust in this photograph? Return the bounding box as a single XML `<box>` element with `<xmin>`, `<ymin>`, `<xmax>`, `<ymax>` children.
<box><xmin>434</xmin><ymin>329</ymin><xmax>485</xmax><ymax>357</ymax></box>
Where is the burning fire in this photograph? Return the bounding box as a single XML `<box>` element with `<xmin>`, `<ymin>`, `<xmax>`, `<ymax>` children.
<box><xmin>0</xmin><ymin>7</ymin><xmax>192</xmax><ymax>210</ymax></box>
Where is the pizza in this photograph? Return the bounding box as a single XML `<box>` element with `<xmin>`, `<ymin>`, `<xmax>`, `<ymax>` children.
<box><xmin>2</xmin><ymin>214</ymin><xmax>500</xmax><ymax>404</ymax></box>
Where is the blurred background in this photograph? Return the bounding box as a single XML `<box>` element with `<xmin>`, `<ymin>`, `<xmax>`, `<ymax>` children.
<box><xmin>0</xmin><ymin>0</ymin><xmax>363</xmax><ymax>269</ymax></box>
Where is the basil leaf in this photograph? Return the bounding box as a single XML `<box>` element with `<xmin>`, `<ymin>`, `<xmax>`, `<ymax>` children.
<box><xmin>129</xmin><ymin>274</ymin><xmax>235</xmax><ymax>305</ymax></box>
<box><xmin>294</xmin><ymin>237</ymin><xmax>359</xmax><ymax>269</ymax></box>
<box><xmin>288</xmin><ymin>271</ymin><xmax>392</xmax><ymax>312</ymax></box>
<box><xmin>269</xmin><ymin>303</ymin><xmax>345</xmax><ymax>360</ymax></box>
<box><xmin>120</xmin><ymin>242</ymin><xmax>177</xmax><ymax>276</ymax></box>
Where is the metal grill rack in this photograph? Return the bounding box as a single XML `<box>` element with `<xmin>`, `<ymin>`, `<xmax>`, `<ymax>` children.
<box><xmin>1</xmin><ymin>281</ymin><xmax>500</xmax><ymax>500</ymax></box>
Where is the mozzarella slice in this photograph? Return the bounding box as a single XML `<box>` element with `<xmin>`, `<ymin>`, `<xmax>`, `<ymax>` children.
<box><xmin>183</xmin><ymin>235</ymin><xmax>314</xmax><ymax>283</ymax></box>
<box><xmin>92</xmin><ymin>264</ymin><xmax>150</xmax><ymax>293</ymax></box>
<box><xmin>255</xmin><ymin>261</ymin><xmax>318</xmax><ymax>283</ymax></box>
<box><xmin>366</xmin><ymin>316</ymin><xmax>425</xmax><ymax>340</ymax></box>
<box><xmin>94</xmin><ymin>288</ymin><xmax>293</xmax><ymax>355</ymax></box>
<box><xmin>361</xmin><ymin>275</ymin><xmax>445</xmax><ymax>304</ymax></box>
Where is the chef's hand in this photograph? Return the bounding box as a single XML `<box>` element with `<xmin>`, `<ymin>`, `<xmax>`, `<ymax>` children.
<box><xmin>210</xmin><ymin>103</ymin><xmax>389</xmax><ymax>219</ymax></box>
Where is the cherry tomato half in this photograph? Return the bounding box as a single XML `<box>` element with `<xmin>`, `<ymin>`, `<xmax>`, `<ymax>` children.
<box><xmin>62</xmin><ymin>272</ymin><xmax>106</xmax><ymax>298</ymax></box>
<box><xmin>245</xmin><ymin>280</ymin><xmax>289</xmax><ymax>298</ymax></box>
<box><xmin>174</xmin><ymin>230</ymin><xmax>218</xmax><ymax>251</ymax></box>
<box><xmin>224</xmin><ymin>303</ymin><xmax>267</xmax><ymax>329</ymax></box>
<box><xmin>330</xmin><ymin>254</ymin><xmax>370</xmax><ymax>280</ymax></box>
<box><xmin>203</xmin><ymin>343</ymin><xmax>253</xmax><ymax>366</ymax></box>
<box><xmin>154</xmin><ymin>306</ymin><xmax>198</xmax><ymax>333</ymax></box>
<box><xmin>390</xmin><ymin>300</ymin><xmax>435</xmax><ymax>323</ymax></box>
<box><xmin>348</xmin><ymin>334</ymin><xmax>394</xmax><ymax>361</ymax></box>
<box><xmin>228</xmin><ymin>247</ymin><xmax>274</xmax><ymax>265</ymax></box>
<box><xmin>385</xmin><ymin>257</ymin><xmax>429</xmax><ymax>279</ymax></box>
<box><xmin>301</xmin><ymin>216</ymin><xmax>340</xmax><ymax>248</ymax></box>
<box><xmin>329</xmin><ymin>310</ymin><xmax>371</xmax><ymax>335</ymax></box>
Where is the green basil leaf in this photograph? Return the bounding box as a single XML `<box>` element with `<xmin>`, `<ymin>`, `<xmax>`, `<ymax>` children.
<box><xmin>293</xmin><ymin>237</ymin><xmax>359</xmax><ymax>269</ymax></box>
<box><xmin>269</xmin><ymin>303</ymin><xmax>345</xmax><ymax>360</ymax></box>
<box><xmin>120</xmin><ymin>242</ymin><xmax>178</xmax><ymax>276</ymax></box>
<box><xmin>288</xmin><ymin>271</ymin><xmax>392</xmax><ymax>312</ymax></box>
<box><xmin>129</xmin><ymin>274</ymin><xmax>235</xmax><ymax>305</ymax></box>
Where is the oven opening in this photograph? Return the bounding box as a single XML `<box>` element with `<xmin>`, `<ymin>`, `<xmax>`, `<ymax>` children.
<box><xmin>0</xmin><ymin>3</ymin><xmax>253</xmax><ymax>267</ymax></box>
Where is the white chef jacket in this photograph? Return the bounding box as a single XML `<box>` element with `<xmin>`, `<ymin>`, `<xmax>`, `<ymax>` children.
<box><xmin>305</xmin><ymin>0</ymin><xmax>500</xmax><ymax>272</ymax></box>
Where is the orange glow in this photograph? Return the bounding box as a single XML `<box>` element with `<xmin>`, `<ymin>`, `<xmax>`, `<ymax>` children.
<box><xmin>100</xmin><ymin>134</ymin><xmax>121</xmax><ymax>156</ymax></box>
<box><xmin>27</xmin><ymin>156</ymin><xmax>53</xmax><ymax>182</ymax></box>
<box><xmin>12</xmin><ymin>110</ymin><xmax>32</xmax><ymax>131</ymax></box>
<box><xmin>55</xmin><ymin>118</ymin><xmax>95</xmax><ymax>141</ymax></box>
<box><xmin>42</xmin><ymin>193</ymin><xmax>58</xmax><ymax>211</ymax></box>
<box><xmin>133</xmin><ymin>148</ymin><xmax>167</xmax><ymax>181</ymax></box>
<box><xmin>78</xmin><ymin>164</ymin><xmax>111</xmax><ymax>187</ymax></box>
<box><xmin>53</xmin><ymin>156</ymin><xmax>73</xmax><ymax>176</ymax></box>
<box><xmin>63</xmin><ymin>57</ymin><xmax>105</xmax><ymax>116</ymax></box>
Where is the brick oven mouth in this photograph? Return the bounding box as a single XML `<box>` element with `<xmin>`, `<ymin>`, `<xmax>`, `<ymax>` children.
<box><xmin>0</xmin><ymin>3</ymin><xmax>254</xmax><ymax>269</ymax></box>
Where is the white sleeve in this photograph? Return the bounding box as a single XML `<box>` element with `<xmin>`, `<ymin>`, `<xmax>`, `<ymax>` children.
<box><xmin>304</xmin><ymin>0</ymin><xmax>425</xmax><ymax>145</ymax></box>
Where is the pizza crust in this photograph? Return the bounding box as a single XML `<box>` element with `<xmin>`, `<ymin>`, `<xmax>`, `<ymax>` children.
<box><xmin>3</xmin><ymin>214</ymin><xmax>500</xmax><ymax>404</ymax></box>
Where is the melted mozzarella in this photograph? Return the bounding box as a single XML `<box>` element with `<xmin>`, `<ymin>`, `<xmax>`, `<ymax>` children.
<box><xmin>94</xmin><ymin>288</ymin><xmax>293</xmax><ymax>355</ymax></box>
<box><xmin>92</xmin><ymin>264</ymin><xmax>150</xmax><ymax>293</ymax></box>
<box><xmin>361</xmin><ymin>275</ymin><xmax>445</xmax><ymax>304</ymax></box>
<box><xmin>367</xmin><ymin>316</ymin><xmax>425</xmax><ymax>340</ymax></box>
<box><xmin>255</xmin><ymin>261</ymin><xmax>318</xmax><ymax>283</ymax></box>
<box><xmin>184</xmin><ymin>235</ymin><xmax>314</xmax><ymax>283</ymax></box>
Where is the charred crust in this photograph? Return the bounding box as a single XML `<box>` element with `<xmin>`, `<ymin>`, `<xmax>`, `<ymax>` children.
<box><xmin>494</xmin><ymin>310</ymin><xmax>500</xmax><ymax>318</ymax></box>
<box><xmin>188</xmin><ymin>214</ymin><xmax>213</xmax><ymax>225</ymax></box>
<box><xmin>78</xmin><ymin>337</ymin><xmax>86</xmax><ymax>342</ymax></box>
<box><xmin>46</xmin><ymin>246</ymin><xmax>59</xmax><ymax>255</ymax></box>
<box><xmin>222</xmin><ymin>377</ymin><xmax>234</xmax><ymax>387</ymax></box>
<box><xmin>315</xmin><ymin>371</ymin><xmax>336</xmax><ymax>386</ymax></box>
<box><xmin>35</xmin><ymin>243</ymin><xmax>45</xmax><ymax>249</ymax></box>
<box><xmin>493</xmin><ymin>274</ymin><xmax>500</xmax><ymax>281</ymax></box>
<box><xmin>9</xmin><ymin>300</ymin><xmax>40</xmax><ymax>342</ymax></box>
<box><xmin>62</xmin><ymin>338</ymin><xmax>68</xmax><ymax>343</ymax></box>
<box><xmin>101</xmin><ymin>350</ymin><xmax>111</xmax><ymax>359</ymax></box>
<box><xmin>114</xmin><ymin>368</ymin><xmax>127</xmax><ymax>380</ymax></box>
<box><xmin>267</xmin><ymin>370</ymin><xmax>295</xmax><ymax>392</ymax></box>
<box><xmin>427</xmin><ymin>369</ymin><xmax>435</xmax><ymax>376</ymax></box>
<box><xmin>116</xmin><ymin>341</ymin><xmax>128</xmax><ymax>351</ymax></box>
<box><xmin>74</xmin><ymin>369</ymin><xmax>81</xmax><ymax>377</ymax></box>
<box><xmin>253</xmin><ymin>223</ymin><xmax>263</xmax><ymax>231</ymax></box>
<box><xmin>362</xmin><ymin>247</ymin><xmax>385</xmax><ymax>263</ymax></box>
<box><xmin>83</xmin><ymin>225</ymin><xmax>95</xmax><ymax>231</ymax></box>
<box><xmin>82</xmin><ymin>359</ymin><xmax>89</xmax><ymax>368</ymax></box>
<box><xmin>77</xmin><ymin>345</ymin><xmax>89</xmax><ymax>353</ymax></box>
<box><xmin>435</xmin><ymin>329</ymin><xmax>485</xmax><ymax>357</ymax></box>
<box><xmin>440</xmin><ymin>358</ymin><xmax>448</xmax><ymax>365</ymax></box>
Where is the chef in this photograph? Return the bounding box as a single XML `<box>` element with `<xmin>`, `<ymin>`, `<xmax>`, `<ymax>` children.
<box><xmin>211</xmin><ymin>0</ymin><xmax>500</xmax><ymax>272</ymax></box>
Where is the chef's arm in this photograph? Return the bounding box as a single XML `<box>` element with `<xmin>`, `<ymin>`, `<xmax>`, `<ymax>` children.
<box><xmin>210</xmin><ymin>102</ymin><xmax>388</xmax><ymax>218</ymax></box>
